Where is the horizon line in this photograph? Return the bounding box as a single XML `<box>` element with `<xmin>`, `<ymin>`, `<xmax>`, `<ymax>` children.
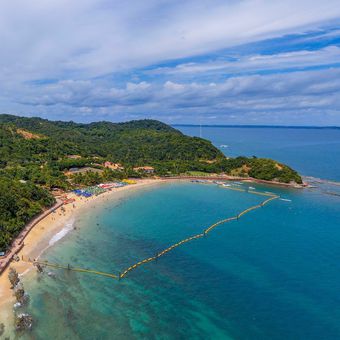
<box><xmin>1</xmin><ymin>113</ymin><xmax>339</xmax><ymax>129</ymax></box>
<box><xmin>173</xmin><ymin>124</ymin><xmax>340</xmax><ymax>129</ymax></box>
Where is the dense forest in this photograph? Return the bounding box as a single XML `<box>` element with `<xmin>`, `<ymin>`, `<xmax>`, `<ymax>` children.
<box><xmin>0</xmin><ymin>114</ymin><xmax>222</xmax><ymax>164</ymax></box>
<box><xmin>0</xmin><ymin>178</ymin><xmax>54</xmax><ymax>252</ymax></box>
<box><xmin>0</xmin><ymin>114</ymin><xmax>302</xmax><ymax>252</ymax></box>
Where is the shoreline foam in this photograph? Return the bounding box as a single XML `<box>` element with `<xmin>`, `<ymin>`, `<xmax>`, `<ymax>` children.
<box><xmin>48</xmin><ymin>219</ymin><xmax>75</xmax><ymax>247</ymax></box>
<box><xmin>0</xmin><ymin>178</ymin><xmax>165</xmax><ymax>333</ymax></box>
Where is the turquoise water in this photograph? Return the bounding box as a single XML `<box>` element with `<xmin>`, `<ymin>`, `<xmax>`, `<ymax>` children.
<box><xmin>19</xmin><ymin>181</ymin><xmax>340</xmax><ymax>339</ymax></box>
<box><xmin>13</xmin><ymin>126</ymin><xmax>340</xmax><ymax>338</ymax></box>
<box><xmin>177</xmin><ymin>126</ymin><xmax>340</xmax><ymax>181</ymax></box>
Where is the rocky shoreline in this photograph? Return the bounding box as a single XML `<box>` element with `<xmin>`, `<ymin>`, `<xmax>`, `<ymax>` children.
<box><xmin>161</xmin><ymin>175</ymin><xmax>307</xmax><ymax>188</ymax></box>
<box><xmin>8</xmin><ymin>267</ymin><xmax>33</xmax><ymax>334</ymax></box>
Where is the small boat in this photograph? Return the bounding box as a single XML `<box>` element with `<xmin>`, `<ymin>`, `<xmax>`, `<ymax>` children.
<box><xmin>280</xmin><ymin>198</ymin><xmax>292</xmax><ymax>202</ymax></box>
<box><xmin>220</xmin><ymin>144</ymin><xmax>229</xmax><ymax>148</ymax></box>
<box><xmin>248</xmin><ymin>187</ymin><xmax>255</xmax><ymax>190</ymax></box>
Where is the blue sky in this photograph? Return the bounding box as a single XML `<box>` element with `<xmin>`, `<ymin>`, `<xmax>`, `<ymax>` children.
<box><xmin>1</xmin><ymin>0</ymin><xmax>340</xmax><ymax>125</ymax></box>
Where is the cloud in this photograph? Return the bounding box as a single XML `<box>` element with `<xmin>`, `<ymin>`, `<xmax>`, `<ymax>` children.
<box><xmin>15</xmin><ymin>68</ymin><xmax>340</xmax><ymax>124</ymax></box>
<box><xmin>149</xmin><ymin>46</ymin><xmax>340</xmax><ymax>79</ymax></box>
<box><xmin>0</xmin><ymin>0</ymin><xmax>340</xmax><ymax>125</ymax></box>
<box><xmin>1</xmin><ymin>0</ymin><xmax>340</xmax><ymax>82</ymax></box>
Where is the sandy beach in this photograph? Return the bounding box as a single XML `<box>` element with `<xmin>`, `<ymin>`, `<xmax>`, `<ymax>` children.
<box><xmin>0</xmin><ymin>178</ymin><xmax>165</xmax><ymax>331</ymax></box>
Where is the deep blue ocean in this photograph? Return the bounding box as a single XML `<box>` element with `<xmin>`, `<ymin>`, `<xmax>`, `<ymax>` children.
<box><xmin>178</xmin><ymin>126</ymin><xmax>340</xmax><ymax>182</ymax></box>
<box><xmin>17</xmin><ymin>127</ymin><xmax>340</xmax><ymax>339</ymax></box>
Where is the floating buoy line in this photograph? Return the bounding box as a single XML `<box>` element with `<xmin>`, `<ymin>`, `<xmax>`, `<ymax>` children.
<box><xmin>23</xmin><ymin>186</ymin><xmax>279</xmax><ymax>281</ymax></box>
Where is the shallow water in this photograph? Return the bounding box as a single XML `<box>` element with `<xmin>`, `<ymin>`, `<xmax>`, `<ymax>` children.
<box><xmin>16</xmin><ymin>181</ymin><xmax>340</xmax><ymax>339</ymax></box>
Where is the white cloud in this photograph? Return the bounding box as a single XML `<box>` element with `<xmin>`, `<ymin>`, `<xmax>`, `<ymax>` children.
<box><xmin>15</xmin><ymin>68</ymin><xmax>340</xmax><ymax>122</ymax></box>
<box><xmin>0</xmin><ymin>0</ymin><xmax>340</xmax><ymax>82</ymax></box>
<box><xmin>1</xmin><ymin>0</ymin><xmax>340</xmax><ymax>124</ymax></box>
<box><xmin>152</xmin><ymin>46</ymin><xmax>340</xmax><ymax>77</ymax></box>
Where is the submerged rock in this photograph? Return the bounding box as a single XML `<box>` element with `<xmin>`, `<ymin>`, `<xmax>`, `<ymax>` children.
<box><xmin>35</xmin><ymin>263</ymin><xmax>44</xmax><ymax>273</ymax></box>
<box><xmin>15</xmin><ymin>313</ymin><xmax>33</xmax><ymax>331</ymax></box>
<box><xmin>14</xmin><ymin>283</ymin><xmax>29</xmax><ymax>305</ymax></box>
<box><xmin>47</xmin><ymin>271</ymin><xmax>56</xmax><ymax>279</ymax></box>
<box><xmin>0</xmin><ymin>323</ymin><xmax>4</xmax><ymax>336</ymax></box>
<box><xmin>8</xmin><ymin>267</ymin><xmax>20</xmax><ymax>288</ymax></box>
<box><xmin>13</xmin><ymin>302</ymin><xmax>22</xmax><ymax>309</ymax></box>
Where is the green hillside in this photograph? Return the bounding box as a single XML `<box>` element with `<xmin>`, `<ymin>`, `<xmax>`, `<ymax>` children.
<box><xmin>0</xmin><ymin>114</ymin><xmax>302</xmax><ymax>252</ymax></box>
<box><xmin>0</xmin><ymin>114</ymin><xmax>223</xmax><ymax>164</ymax></box>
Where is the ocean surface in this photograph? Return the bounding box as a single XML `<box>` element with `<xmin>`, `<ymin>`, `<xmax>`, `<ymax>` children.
<box><xmin>13</xmin><ymin>127</ymin><xmax>340</xmax><ymax>339</ymax></box>
<box><xmin>177</xmin><ymin>125</ymin><xmax>340</xmax><ymax>182</ymax></box>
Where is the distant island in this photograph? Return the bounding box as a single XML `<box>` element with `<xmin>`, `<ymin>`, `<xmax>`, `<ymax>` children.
<box><xmin>0</xmin><ymin>114</ymin><xmax>302</xmax><ymax>254</ymax></box>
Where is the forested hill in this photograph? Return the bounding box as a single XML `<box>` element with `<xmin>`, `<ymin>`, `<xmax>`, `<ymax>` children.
<box><xmin>0</xmin><ymin>114</ymin><xmax>221</xmax><ymax>252</ymax></box>
<box><xmin>0</xmin><ymin>114</ymin><xmax>223</xmax><ymax>164</ymax></box>
<box><xmin>0</xmin><ymin>114</ymin><xmax>302</xmax><ymax>252</ymax></box>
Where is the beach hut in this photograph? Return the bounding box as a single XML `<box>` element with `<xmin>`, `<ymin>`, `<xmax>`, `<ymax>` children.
<box><xmin>133</xmin><ymin>166</ymin><xmax>154</xmax><ymax>174</ymax></box>
<box><xmin>69</xmin><ymin>167</ymin><xmax>80</xmax><ymax>173</ymax></box>
<box><xmin>103</xmin><ymin>162</ymin><xmax>124</xmax><ymax>170</ymax></box>
<box><xmin>67</xmin><ymin>155</ymin><xmax>82</xmax><ymax>159</ymax></box>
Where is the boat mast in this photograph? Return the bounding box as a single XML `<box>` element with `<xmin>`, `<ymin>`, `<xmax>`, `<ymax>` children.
<box><xmin>199</xmin><ymin>116</ymin><xmax>202</xmax><ymax>138</ymax></box>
